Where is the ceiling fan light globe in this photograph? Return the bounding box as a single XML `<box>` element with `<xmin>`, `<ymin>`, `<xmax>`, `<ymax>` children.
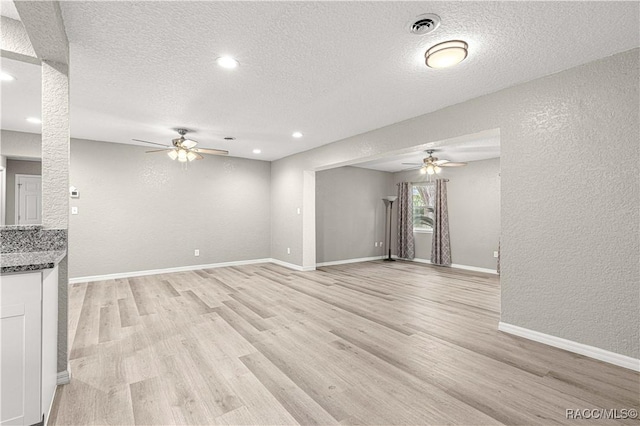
<box><xmin>186</xmin><ymin>151</ymin><xmax>198</xmax><ymax>162</ymax></box>
<box><xmin>420</xmin><ymin>167</ymin><xmax>427</xmax><ymax>175</ymax></box>
<box><xmin>177</xmin><ymin>149</ymin><xmax>188</xmax><ymax>160</ymax></box>
<box><xmin>182</xmin><ymin>139</ymin><xmax>198</xmax><ymax>149</ymax></box>
<box><xmin>426</xmin><ymin>165</ymin><xmax>435</xmax><ymax>175</ymax></box>
<box><xmin>434</xmin><ymin>166</ymin><xmax>442</xmax><ymax>174</ymax></box>
<box><xmin>167</xmin><ymin>150</ymin><xmax>178</xmax><ymax>160</ymax></box>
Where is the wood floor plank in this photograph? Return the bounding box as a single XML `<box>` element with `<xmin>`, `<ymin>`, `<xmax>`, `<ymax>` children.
<box><xmin>239</xmin><ymin>351</ymin><xmax>340</xmax><ymax>425</ymax></box>
<box><xmin>130</xmin><ymin>376</ymin><xmax>176</xmax><ymax>425</ymax></box>
<box><xmin>117</xmin><ymin>297</ymin><xmax>140</xmax><ymax>328</ymax></box>
<box><xmin>53</xmin><ymin>260</ymin><xmax>639</xmax><ymax>425</ymax></box>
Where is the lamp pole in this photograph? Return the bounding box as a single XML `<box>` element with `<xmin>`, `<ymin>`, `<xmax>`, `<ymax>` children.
<box><xmin>382</xmin><ymin>196</ymin><xmax>398</xmax><ymax>261</ymax></box>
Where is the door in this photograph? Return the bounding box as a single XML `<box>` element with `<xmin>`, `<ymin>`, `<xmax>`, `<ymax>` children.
<box><xmin>15</xmin><ymin>175</ymin><xmax>41</xmax><ymax>225</ymax></box>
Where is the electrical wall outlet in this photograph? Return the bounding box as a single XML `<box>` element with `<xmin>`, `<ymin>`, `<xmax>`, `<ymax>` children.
<box><xmin>296</xmin><ymin>208</ymin><xmax>301</xmax><ymax>215</ymax></box>
<box><xmin>380</xmin><ymin>241</ymin><xmax>384</xmax><ymax>247</ymax></box>
<box><xmin>71</xmin><ymin>207</ymin><xmax>78</xmax><ymax>215</ymax></box>
<box><xmin>493</xmin><ymin>251</ymin><xmax>499</xmax><ymax>258</ymax></box>
<box><xmin>375</xmin><ymin>242</ymin><xmax>378</xmax><ymax>247</ymax></box>
<box><xmin>195</xmin><ymin>249</ymin><xmax>200</xmax><ymax>257</ymax></box>
<box><xmin>287</xmin><ymin>247</ymin><xmax>291</xmax><ymax>255</ymax></box>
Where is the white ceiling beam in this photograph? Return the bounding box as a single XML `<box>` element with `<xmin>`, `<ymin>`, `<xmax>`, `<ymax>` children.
<box><xmin>13</xmin><ymin>0</ymin><xmax>68</xmax><ymax>65</ymax></box>
<box><xmin>0</xmin><ymin>16</ymin><xmax>39</xmax><ymax>64</ymax></box>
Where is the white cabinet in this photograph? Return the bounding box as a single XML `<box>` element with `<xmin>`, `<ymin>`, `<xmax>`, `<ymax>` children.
<box><xmin>1</xmin><ymin>267</ymin><xmax>58</xmax><ymax>426</ymax></box>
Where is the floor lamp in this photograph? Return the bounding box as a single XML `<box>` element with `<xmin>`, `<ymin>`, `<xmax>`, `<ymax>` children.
<box><xmin>382</xmin><ymin>195</ymin><xmax>398</xmax><ymax>261</ymax></box>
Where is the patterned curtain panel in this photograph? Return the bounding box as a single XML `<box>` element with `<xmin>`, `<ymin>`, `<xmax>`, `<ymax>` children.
<box><xmin>397</xmin><ymin>182</ymin><xmax>415</xmax><ymax>259</ymax></box>
<box><xmin>431</xmin><ymin>179</ymin><xmax>452</xmax><ymax>266</ymax></box>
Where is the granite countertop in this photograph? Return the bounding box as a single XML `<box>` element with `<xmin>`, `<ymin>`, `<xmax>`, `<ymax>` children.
<box><xmin>1</xmin><ymin>250</ymin><xmax>66</xmax><ymax>274</ymax></box>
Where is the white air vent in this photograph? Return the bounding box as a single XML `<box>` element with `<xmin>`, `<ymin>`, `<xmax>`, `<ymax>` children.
<box><xmin>408</xmin><ymin>14</ymin><xmax>441</xmax><ymax>35</ymax></box>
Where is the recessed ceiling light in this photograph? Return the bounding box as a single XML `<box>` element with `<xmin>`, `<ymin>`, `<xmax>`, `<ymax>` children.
<box><xmin>26</xmin><ymin>117</ymin><xmax>41</xmax><ymax>124</ymax></box>
<box><xmin>224</xmin><ymin>136</ymin><xmax>236</xmax><ymax>141</ymax></box>
<box><xmin>0</xmin><ymin>72</ymin><xmax>15</xmax><ymax>81</ymax></box>
<box><xmin>216</xmin><ymin>56</ymin><xmax>239</xmax><ymax>69</ymax></box>
<box><xmin>253</xmin><ymin>149</ymin><xmax>261</xmax><ymax>154</ymax></box>
<box><xmin>425</xmin><ymin>40</ymin><xmax>468</xmax><ymax>69</ymax></box>
<box><xmin>292</xmin><ymin>132</ymin><xmax>303</xmax><ymax>138</ymax></box>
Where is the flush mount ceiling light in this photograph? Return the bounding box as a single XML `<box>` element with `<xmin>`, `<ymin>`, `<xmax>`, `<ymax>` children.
<box><xmin>26</xmin><ymin>117</ymin><xmax>41</xmax><ymax>124</ymax></box>
<box><xmin>216</xmin><ymin>56</ymin><xmax>239</xmax><ymax>69</ymax></box>
<box><xmin>0</xmin><ymin>72</ymin><xmax>15</xmax><ymax>81</ymax></box>
<box><xmin>425</xmin><ymin>40</ymin><xmax>468</xmax><ymax>69</ymax></box>
<box><xmin>253</xmin><ymin>149</ymin><xmax>261</xmax><ymax>154</ymax></box>
<box><xmin>292</xmin><ymin>132</ymin><xmax>303</xmax><ymax>138</ymax></box>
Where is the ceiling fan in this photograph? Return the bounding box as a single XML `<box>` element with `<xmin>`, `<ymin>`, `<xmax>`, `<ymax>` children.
<box><xmin>402</xmin><ymin>149</ymin><xmax>467</xmax><ymax>175</ymax></box>
<box><xmin>133</xmin><ymin>128</ymin><xmax>229</xmax><ymax>162</ymax></box>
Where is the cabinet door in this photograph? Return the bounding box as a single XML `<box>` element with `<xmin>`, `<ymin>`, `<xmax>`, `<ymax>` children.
<box><xmin>1</xmin><ymin>272</ymin><xmax>42</xmax><ymax>426</ymax></box>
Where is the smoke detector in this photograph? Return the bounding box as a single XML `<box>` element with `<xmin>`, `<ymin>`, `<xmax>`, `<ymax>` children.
<box><xmin>407</xmin><ymin>13</ymin><xmax>441</xmax><ymax>35</ymax></box>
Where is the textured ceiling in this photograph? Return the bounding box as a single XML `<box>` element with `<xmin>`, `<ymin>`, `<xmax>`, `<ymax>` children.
<box><xmin>354</xmin><ymin>130</ymin><xmax>500</xmax><ymax>172</ymax></box>
<box><xmin>3</xmin><ymin>2</ymin><xmax>639</xmax><ymax>161</ymax></box>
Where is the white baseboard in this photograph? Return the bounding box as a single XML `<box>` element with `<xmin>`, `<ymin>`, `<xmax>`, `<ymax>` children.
<box><xmin>269</xmin><ymin>258</ymin><xmax>316</xmax><ymax>272</ymax></box>
<box><xmin>451</xmin><ymin>263</ymin><xmax>498</xmax><ymax>275</ymax></box>
<box><xmin>69</xmin><ymin>258</ymin><xmax>313</xmax><ymax>283</ymax></box>
<box><xmin>56</xmin><ymin>369</ymin><xmax>70</xmax><ymax>385</ymax></box>
<box><xmin>401</xmin><ymin>257</ymin><xmax>498</xmax><ymax>275</ymax></box>
<box><xmin>317</xmin><ymin>256</ymin><xmax>385</xmax><ymax>267</ymax></box>
<box><xmin>69</xmin><ymin>258</ymin><xmax>273</xmax><ymax>283</ymax></box>
<box><xmin>68</xmin><ymin>256</ymin><xmax>497</xmax><ymax>284</ymax></box>
<box><xmin>499</xmin><ymin>322</ymin><xmax>640</xmax><ymax>372</ymax></box>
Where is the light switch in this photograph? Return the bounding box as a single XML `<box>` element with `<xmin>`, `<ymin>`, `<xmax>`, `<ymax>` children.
<box><xmin>493</xmin><ymin>251</ymin><xmax>499</xmax><ymax>258</ymax></box>
<box><xmin>71</xmin><ymin>207</ymin><xmax>78</xmax><ymax>215</ymax></box>
<box><xmin>297</xmin><ymin>208</ymin><xmax>301</xmax><ymax>215</ymax></box>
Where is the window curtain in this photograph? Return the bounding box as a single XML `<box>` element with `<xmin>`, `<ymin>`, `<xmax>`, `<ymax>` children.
<box><xmin>431</xmin><ymin>179</ymin><xmax>451</xmax><ymax>266</ymax></box>
<box><xmin>397</xmin><ymin>182</ymin><xmax>415</xmax><ymax>259</ymax></box>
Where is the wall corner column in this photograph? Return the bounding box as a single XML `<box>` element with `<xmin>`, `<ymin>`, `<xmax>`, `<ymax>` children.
<box><xmin>41</xmin><ymin>59</ymin><xmax>70</xmax><ymax>374</ymax></box>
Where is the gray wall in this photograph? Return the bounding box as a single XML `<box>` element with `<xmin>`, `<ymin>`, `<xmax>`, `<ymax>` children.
<box><xmin>0</xmin><ymin>129</ymin><xmax>42</xmax><ymax>159</ymax></box>
<box><xmin>316</xmin><ymin>166</ymin><xmax>394</xmax><ymax>263</ymax></box>
<box><xmin>5</xmin><ymin>159</ymin><xmax>42</xmax><ymax>225</ymax></box>
<box><xmin>270</xmin><ymin>49</ymin><xmax>639</xmax><ymax>358</ymax></box>
<box><xmin>69</xmin><ymin>138</ymin><xmax>271</xmax><ymax>278</ymax></box>
<box><xmin>393</xmin><ymin>158</ymin><xmax>500</xmax><ymax>270</ymax></box>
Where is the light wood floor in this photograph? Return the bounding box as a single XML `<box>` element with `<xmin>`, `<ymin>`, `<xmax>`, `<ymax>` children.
<box><xmin>50</xmin><ymin>261</ymin><xmax>639</xmax><ymax>425</ymax></box>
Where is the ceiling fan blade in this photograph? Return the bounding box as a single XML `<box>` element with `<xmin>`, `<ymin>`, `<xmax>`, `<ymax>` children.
<box><xmin>194</xmin><ymin>148</ymin><xmax>229</xmax><ymax>156</ymax></box>
<box><xmin>145</xmin><ymin>149</ymin><xmax>174</xmax><ymax>153</ymax></box>
<box><xmin>433</xmin><ymin>160</ymin><xmax>449</xmax><ymax>165</ymax></box>
<box><xmin>132</xmin><ymin>139</ymin><xmax>171</xmax><ymax>148</ymax></box>
<box><xmin>401</xmin><ymin>162</ymin><xmax>423</xmax><ymax>166</ymax></box>
<box><xmin>439</xmin><ymin>162</ymin><xmax>467</xmax><ymax>167</ymax></box>
<box><xmin>193</xmin><ymin>152</ymin><xmax>204</xmax><ymax>160</ymax></box>
<box><xmin>402</xmin><ymin>166</ymin><xmax>423</xmax><ymax>171</ymax></box>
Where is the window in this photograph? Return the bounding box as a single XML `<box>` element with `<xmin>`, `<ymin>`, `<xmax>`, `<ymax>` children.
<box><xmin>413</xmin><ymin>184</ymin><xmax>434</xmax><ymax>232</ymax></box>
